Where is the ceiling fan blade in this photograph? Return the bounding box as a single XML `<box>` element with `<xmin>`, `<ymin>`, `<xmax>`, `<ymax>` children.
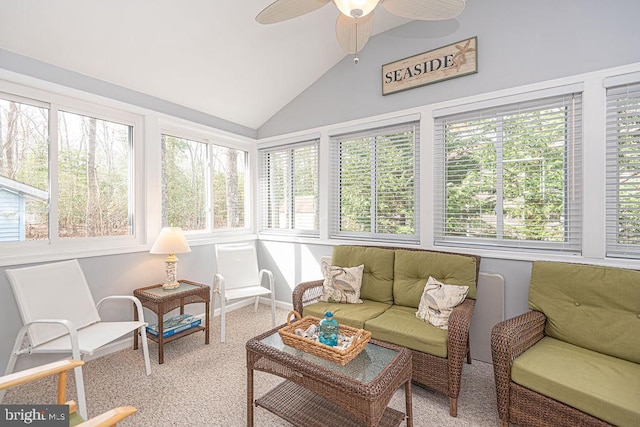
<box><xmin>256</xmin><ymin>0</ymin><xmax>330</xmax><ymax>24</ymax></box>
<box><xmin>382</xmin><ymin>0</ymin><xmax>466</xmax><ymax>21</ymax></box>
<box><xmin>335</xmin><ymin>12</ymin><xmax>375</xmax><ymax>54</ymax></box>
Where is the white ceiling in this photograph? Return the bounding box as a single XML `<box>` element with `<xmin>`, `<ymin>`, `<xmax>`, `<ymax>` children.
<box><xmin>0</xmin><ymin>0</ymin><xmax>410</xmax><ymax>130</ymax></box>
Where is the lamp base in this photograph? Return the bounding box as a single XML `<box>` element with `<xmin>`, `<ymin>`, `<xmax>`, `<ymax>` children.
<box><xmin>162</xmin><ymin>258</ymin><xmax>180</xmax><ymax>289</ymax></box>
<box><xmin>162</xmin><ymin>281</ymin><xmax>181</xmax><ymax>290</ymax></box>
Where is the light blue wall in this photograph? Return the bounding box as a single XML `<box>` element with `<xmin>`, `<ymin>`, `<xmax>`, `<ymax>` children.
<box><xmin>0</xmin><ymin>47</ymin><xmax>257</xmax><ymax>370</ymax></box>
<box><xmin>2</xmin><ymin>0</ymin><xmax>640</xmax><ymax>372</ymax></box>
<box><xmin>0</xmin><ymin>48</ymin><xmax>257</xmax><ymax>139</ymax></box>
<box><xmin>0</xmin><ymin>245</ymin><xmax>223</xmax><ymax>372</ymax></box>
<box><xmin>254</xmin><ymin>0</ymin><xmax>640</xmax><ymax>346</ymax></box>
<box><xmin>0</xmin><ymin>190</ymin><xmax>20</xmax><ymax>242</ymax></box>
<box><xmin>258</xmin><ymin>0</ymin><xmax>640</xmax><ymax>137</ymax></box>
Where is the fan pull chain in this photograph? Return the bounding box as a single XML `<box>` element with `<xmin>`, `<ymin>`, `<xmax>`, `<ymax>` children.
<box><xmin>354</xmin><ymin>16</ymin><xmax>359</xmax><ymax>64</ymax></box>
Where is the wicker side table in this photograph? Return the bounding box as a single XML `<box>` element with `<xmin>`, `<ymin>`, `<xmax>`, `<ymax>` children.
<box><xmin>133</xmin><ymin>280</ymin><xmax>210</xmax><ymax>364</ymax></box>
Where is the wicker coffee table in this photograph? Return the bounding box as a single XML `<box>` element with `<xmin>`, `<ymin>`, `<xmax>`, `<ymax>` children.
<box><xmin>246</xmin><ymin>326</ymin><xmax>413</xmax><ymax>427</ymax></box>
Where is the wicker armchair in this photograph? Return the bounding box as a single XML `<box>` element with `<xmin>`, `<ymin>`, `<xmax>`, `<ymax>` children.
<box><xmin>490</xmin><ymin>260</ymin><xmax>640</xmax><ymax>427</ymax></box>
<box><xmin>292</xmin><ymin>246</ymin><xmax>480</xmax><ymax>417</ymax></box>
<box><xmin>491</xmin><ymin>311</ymin><xmax>614</xmax><ymax>427</ymax></box>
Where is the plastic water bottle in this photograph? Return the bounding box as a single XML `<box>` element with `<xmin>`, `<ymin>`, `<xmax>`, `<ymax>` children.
<box><xmin>319</xmin><ymin>311</ymin><xmax>339</xmax><ymax>347</ymax></box>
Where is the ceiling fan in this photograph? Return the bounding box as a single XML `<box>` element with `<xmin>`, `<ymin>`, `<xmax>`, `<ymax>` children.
<box><xmin>256</xmin><ymin>0</ymin><xmax>467</xmax><ymax>64</ymax></box>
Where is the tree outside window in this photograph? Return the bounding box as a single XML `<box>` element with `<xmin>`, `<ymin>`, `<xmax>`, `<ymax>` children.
<box><xmin>259</xmin><ymin>140</ymin><xmax>319</xmax><ymax>234</ymax></box>
<box><xmin>330</xmin><ymin>121</ymin><xmax>419</xmax><ymax>243</ymax></box>
<box><xmin>606</xmin><ymin>82</ymin><xmax>640</xmax><ymax>258</ymax></box>
<box><xmin>161</xmin><ymin>133</ymin><xmax>246</xmax><ymax>232</ymax></box>
<box><xmin>0</xmin><ymin>96</ymin><xmax>134</xmax><ymax>242</ymax></box>
<box><xmin>435</xmin><ymin>93</ymin><xmax>582</xmax><ymax>252</ymax></box>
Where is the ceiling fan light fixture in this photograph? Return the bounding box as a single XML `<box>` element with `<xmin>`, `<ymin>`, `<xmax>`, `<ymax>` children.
<box><xmin>333</xmin><ymin>0</ymin><xmax>380</xmax><ymax>18</ymax></box>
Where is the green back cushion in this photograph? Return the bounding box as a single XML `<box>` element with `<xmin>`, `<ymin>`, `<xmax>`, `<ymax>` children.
<box><xmin>529</xmin><ymin>261</ymin><xmax>640</xmax><ymax>364</ymax></box>
<box><xmin>332</xmin><ymin>246</ymin><xmax>395</xmax><ymax>304</ymax></box>
<box><xmin>393</xmin><ymin>249</ymin><xmax>478</xmax><ymax>308</ymax></box>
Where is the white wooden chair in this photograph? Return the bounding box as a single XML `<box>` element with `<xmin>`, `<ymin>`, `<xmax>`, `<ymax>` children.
<box><xmin>213</xmin><ymin>244</ymin><xmax>276</xmax><ymax>343</ymax></box>
<box><xmin>0</xmin><ymin>359</ymin><xmax>137</xmax><ymax>426</ymax></box>
<box><xmin>2</xmin><ymin>259</ymin><xmax>151</xmax><ymax>419</ymax></box>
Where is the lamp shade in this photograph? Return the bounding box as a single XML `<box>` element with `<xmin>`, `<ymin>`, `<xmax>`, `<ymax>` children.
<box><xmin>150</xmin><ymin>227</ymin><xmax>191</xmax><ymax>255</ymax></box>
<box><xmin>333</xmin><ymin>0</ymin><xmax>380</xmax><ymax>17</ymax></box>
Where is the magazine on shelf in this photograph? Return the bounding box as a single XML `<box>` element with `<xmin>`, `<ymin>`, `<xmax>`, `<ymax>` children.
<box><xmin>146</xmin><ymin>313</ymin><xmax>202</xmax><ymax>338</ymax></box>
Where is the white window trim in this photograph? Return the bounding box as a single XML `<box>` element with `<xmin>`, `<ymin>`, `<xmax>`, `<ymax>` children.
<box><xmin>0</xmin><ymin>81</ymin><xmax>146</xmax><ymax>266</ymax></box>
<box><xmin>433</xmin><ymin>87</ymin><xmax>583</xmax><ymax>253</ymax></box>
<box><xmin>257</xmin><ymin>62</ymin><xmax>640</xmax><ymax>270</ymax></box>
<box><xmin>604</xmin><ymin>77</ymin><xmax>640</xmax><ymax>259</ymax></box>
<box><xmin>258</xmin><ymin>137</ymin><xmax>320</xmax><ymax>237</ymax></box>
<box><xmin>328</xmin><ymin>118</ymin><xmax>421</xmax><ymax>244</ymax></box>
<box><xmin>158</xmin><ymin>117</ymin><xmax>255</xmax><ymax>241</ymax></box>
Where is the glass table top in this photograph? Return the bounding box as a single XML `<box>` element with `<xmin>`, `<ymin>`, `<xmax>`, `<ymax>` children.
<box><xmin>143</xmin><ymin>281</ymin><xmax>200</xmax><ymax>297</ymax></box>
<box><xmin>259</xmin><ymin>331</ymin><xmax>399</xmax><ymax>384</ymax></box>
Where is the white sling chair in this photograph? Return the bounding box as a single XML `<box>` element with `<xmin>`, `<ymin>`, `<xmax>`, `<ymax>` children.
<box><xmin>2</xmin><ymin>259</ymin><xmax>151</xmax><ymax>420</ymax></box>
<box><xmin>213</xmin><ymin>244</ymin><xmax>276</xmax><ymax>343</ymax></box>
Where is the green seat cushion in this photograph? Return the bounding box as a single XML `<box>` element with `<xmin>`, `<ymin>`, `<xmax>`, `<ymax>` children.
<box><xmin>529</xmin><ymin>261</ymin><xmax>640</xmax><ymax>364</ymax></box>
<box><xmin>512</xmin><ymin>337</ymin><xmax>640</xmax><ymax>427</ymax></box>
<box><xmin>69</xmin><ymin>411</ymin><xmax>84</xmax><ymax>427</ymax></box>
<box><xmin>302</xmin><ymin>300</ymin><xmax>391</xmax><ymax>329</ymax></box>
<box><xmin>364</xmin><ymin>305</ymin><xmax>448</xmax><ymax>357</ymax></box>
<box><xmin>393</xmin><ymin>249</ymin><xmax>478</xmax><ymax>308</ymax></box>
<box><xmin>332</xmin><ymin>246</ymin><xmax>395</xmax><ymax>304</ymax></box>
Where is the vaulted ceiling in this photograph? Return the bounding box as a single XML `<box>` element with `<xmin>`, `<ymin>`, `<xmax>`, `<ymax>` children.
<box><xmin>0</xmin><ymin>0</ymin><xmax>410</xmax><ymax>129</ymax></box>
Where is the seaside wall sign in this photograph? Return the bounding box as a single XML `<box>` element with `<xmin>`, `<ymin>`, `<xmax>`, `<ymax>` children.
<box><xmin>382</xmin><ymin>36</ymin><xmax>477</xmax><ymax>95</ymax></box>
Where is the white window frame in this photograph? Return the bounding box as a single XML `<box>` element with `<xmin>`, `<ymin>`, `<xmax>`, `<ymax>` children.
<box><xmin>0</xmin><ymin>83</ymin><xmax>145</xmax><ymax>266</ymax></box>
<box><xmin>605</xmin><ymin>72</ymin><xmax>640</xmax><ymax>259</ymax></box>
<box><xmin>159</xmin><ymin>119</ymin><xmax>253</xmax><ymax>240</ymax></box>
<box><xmin>328</xmin><ymin>115</ymin><xmax>420</xmax><ymax>244</ymax></box>
<box><xmin>433</xmin><ymin>85</ymin><xmax>583</xmax><ymax>253</ymax></box>
<box><xmin>258</xmin><ymin>138</ymin><xmax>320</xmax><ymax>236</ymax></box>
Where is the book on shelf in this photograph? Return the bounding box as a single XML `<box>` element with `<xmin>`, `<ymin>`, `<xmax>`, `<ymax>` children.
<box><xmin>146</xmin><ymin>313</ymin><xmax>202</xmax><ymax>338</ymax></box>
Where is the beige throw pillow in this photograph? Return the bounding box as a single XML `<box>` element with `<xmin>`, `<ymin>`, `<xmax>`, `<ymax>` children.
<box><xmin>416</xmin><ymin>276</ymin><xmax>469</xmax><ymax>330</ymax></box>
<box><xmin>319</xmin><ymin>257</ymin><xmax>364</xmax><ymax>304</ymax></box>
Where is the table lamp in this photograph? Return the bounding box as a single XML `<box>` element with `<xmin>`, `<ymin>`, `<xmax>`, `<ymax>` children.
<box><xmin>150</xmin><ymin>227</ymin><xmax>191</xmax><ymax>289</ymax></box>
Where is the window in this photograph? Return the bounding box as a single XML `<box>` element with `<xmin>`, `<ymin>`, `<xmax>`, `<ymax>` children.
<box><xmin>434</xmin><ymin>92</ymin><xmax>582</xmax><ymax>252</ymax></box>
<box><xmin>161</xmin><ymin>135</ymin><xmax>207</xmax><ymax>231</ymax></box>
<box><xmin>161</xmin><ymin>133</ymin><xmax>248</xmax><ymax>232</ymax></box>
<box><xmin>606</xmin><ymin>81</ymin><xmax>640</xmax><ymax>258</ymax></box>
<box><xmin>0</xmin><ymin>93</ymin><xmax>136</xmax><ymax>244</ymax></box>
<box><xmin>57</xmin><ymin>111</ymin><xmax>133</xmax><ymax>238</ymax></box>
<box><xmin>329</xmin><ymin>119</ymin><xmax>420</xmax><ymax>243</ymax></box>
<box><xmin>259</xmin><ymin>139</ymin><xmax>319</xmax><ymax>234</ymax></box>
<box><xmin>0</xmin><ymin>96</ymin><xmax>48</xmax><ymax>242</ymax></box>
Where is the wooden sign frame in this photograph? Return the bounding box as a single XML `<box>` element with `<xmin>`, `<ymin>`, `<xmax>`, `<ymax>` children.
<box><xmin>382</xmin><ymin>36</ymin><xmax>477</xmax><ymax>96</ymax></box>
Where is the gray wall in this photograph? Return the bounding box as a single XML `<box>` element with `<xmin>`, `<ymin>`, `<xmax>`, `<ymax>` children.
<box><xmin>257</xmin><ymin>241</ymin><xmax>532</xmax><ymax>324</ymax></box>
<box><xmin>2</xmin><ymin>0</ymin><xmax>640</xmax><ymax>372</ymax></box>
<box><xmin>253</xmin><ymin>0</ymin><xmax>640</xmax><ymax>355</ymax></box>
<box><xmin>0</xmin><ymin>245</ymin><xmax>221</xmax><ymax>371</ymax></box>
<box><xmin>258</xmin><ymin>0</ymin><xmax>640</xmax><ymax>137</ymax></box>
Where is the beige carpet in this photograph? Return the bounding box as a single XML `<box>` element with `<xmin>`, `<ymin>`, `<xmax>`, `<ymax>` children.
<box><xmin>3</xmin><ymin>305</ymin><xmax>500</xmax><ymax>426</ymax></box>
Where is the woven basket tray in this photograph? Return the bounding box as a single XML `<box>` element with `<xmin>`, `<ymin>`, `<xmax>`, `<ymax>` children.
<box><xmin>278</xmin><ymin>311</ymin><xmax>371</xmax><ymax>366</ymax></box>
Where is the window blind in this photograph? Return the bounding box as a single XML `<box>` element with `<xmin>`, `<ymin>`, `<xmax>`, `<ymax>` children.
<box><xmin>259</xmin><ymin>139</ymin><xmax>319</xmax><ymax>235</ymax></box>
<box><xmin>434</xmin><ymin>91</ymin><xmax>582</xmax><ymax>253</ymax></box>
<box><xmin>329</xmin><ymin>120</ymin><xmax>420</xmax><ymax>243</ymax></box>
<box><xmin>605</xmin><ymin>81</ymin><xmax>640</xmax><ymax>258</ymax></box>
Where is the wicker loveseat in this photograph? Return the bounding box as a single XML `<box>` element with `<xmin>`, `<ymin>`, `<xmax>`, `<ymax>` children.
<box><xmin>292</xmin><ymin>245</ymin><xmax>480</xmax><ymax>417</ymax></box>
<box><xmin>491</xmin><ymin>261</ymin><xmax>640</xmax><ymax>427</ymax></box>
